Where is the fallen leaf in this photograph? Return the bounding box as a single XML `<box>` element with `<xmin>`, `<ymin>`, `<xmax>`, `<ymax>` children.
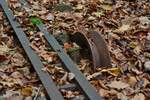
<box><xmin>0</xmin><ymin>12</ymin><xmax>3</xmax><ymax>20</ymax></box>
<box><xmin>76</xmin><ymin>4</ymin><xmax>84</xmax><ymax>10</ymax></box>
<box><xmin>0</xmin><ymin>44</ymin><xmax>10</xmax><ymax>54</ymax></box>
<box><xmin>144</xmin><ymin>61</ymin><xmax>150</xmax><ymax>71</ymax></box>
<box><xmin>64</xmin><ymin>42</ymin><xmax>72</xmax><ymax>50</ymax></box>
<box><xmin>117</xmin><ymin>93</ymin><xmax>129</xmax><ymax>100</ymax></box>
<box><xmin>3</xmin><ymin>90</ymin><xmax>22</xmax><ymax>100</ymax></box>
<box><xmin>139</xmin><ymin>16</ymin><xmax>150</xmax><ymax>29</ymax></box>
<box><xmin>98</xmin><ymin>80</ymin><xmax>109</xmax><ymax>89</ymax></box>
<box><xmin>46</xmin><ymin>13</ymin><xmax>54</xmax><ymax>21</ymax></box>
<box><xmin>126</xmin><ymin>76</ymin><xmax>137</xmax><ymax>86</ymax></box>
<box><xmin>114</xmin><ymin>24</ymin><xmax>130</xmax><ymax>33</ymax></box>
<box><xmin>107</xmin><ymin>81</ymin><xmax>129</xmax><ymax>90</ymax></box>
<box><xmin>5</xmin><ymin>95</ymin><xmax>23</xmax><ymax>100</ymax></box>
<box><xmin>24</xmin><ymin>96</ymin><xmax>33</xmax><ymax>100</ymax></box>
<box><xmin>54</xmin><ymin>3</ymin><xmax>73</xmax><ymax>12</ymax></box>
<box><xmin>101</xmin><ymin>67</ymin><xmax>122</xmax><ymax>76</ymax></box>
<box><xmin>87</xmin><ymin>72</ymin><xmax>102</xmax><ymax>80</ymax></box>
<box><xmin>131</xmin><ymin>93</ymin><xmax>145</xmax><ymax>100</ymax></box>
<box><xmin>68</xmin><ymin>73</ymin><xmax>75</xmax><ymax>81</ymax></box>
<box><xmin>99</xmin><ymin>88</ymin><xmax>118</xmax><ymax>97</ymax></box>
<box><xmin>133</xmin><ymin>45</ymin><xmax>141</xmax><ymax>55</ymax></box>
<box><xmin>131</xmin><ymin>68</ymin><xmax>143</xmax><ymax>75</ymax></box>
<box><xmin>108</xmin><ymin>89</ymin><xmax>118</xmax><ymax>96</ymax></box>
<box><xmin>0</xmin><ymin>55</ymin><xmax>7</xmax><ymax>62</ymax></box>
<box><xmin>88</xmin><ymin>16</ymin><xmax>96</xmax><ymax>21</ymax></box>
<box><xmin>0</xmin><ymin>81</ymin><xmax>16</xmax><ymax>87</ymax></box>
<box><xmin>92</xmin><ymin>11</ymin><xmax>105</xmax><ymax>18</ymax></box>
<box><xmin>143</xmin><ymin>78</ymin><xmax>149</xmax><ymax>88</ymax></box>
<box><xmin>21</xmin><ymin>87</ymin><xmax>33</xmax><ymax>96</ymax></box>
<box><xmin>99</xmin><ymin>88</ymin><xmax>109</xmax><ymax>97</ymax></box>
<box><xmin>10</xmin><ymin>71</ymin><xmax>23</xmax><ymax>78</ymax></box>
<box><xmin>11</xmin><ymin>53</ymin><xmax>26</xmax><ymax>67</ymax></box>
<box><xmin>32</xmin><ymin>2</ymin><xmax>41</xmax><ymax>10</ymax></box>
<box><xmin>101</xmin><ymin>4</ymin><xmax>112</xmax><ymax>11</ymax></box>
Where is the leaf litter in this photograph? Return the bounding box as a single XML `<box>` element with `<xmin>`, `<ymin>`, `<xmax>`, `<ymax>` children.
<box><xmin>0</xmin><ymin>0</ymin><xmax>150</xmax><ymax>99</ymax></box>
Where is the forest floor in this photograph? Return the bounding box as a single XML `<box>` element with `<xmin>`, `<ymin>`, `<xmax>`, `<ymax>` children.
<box><xmin>0</xmin><ymin>0</ymin><xmax>150</xmax><ymax>100</ymax></box>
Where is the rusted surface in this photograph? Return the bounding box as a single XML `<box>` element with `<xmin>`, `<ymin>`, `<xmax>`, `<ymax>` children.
<box><xmin>72</xmin><ymin>31</ymin><xmax>111</xmax><ymax>69</ymax></box>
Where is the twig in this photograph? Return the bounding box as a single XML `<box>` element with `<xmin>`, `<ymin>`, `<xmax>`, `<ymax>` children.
<box><xmin>33</xmin><ymin>85</ymin><xmax>42</xmax><ymax>100</ymax></box>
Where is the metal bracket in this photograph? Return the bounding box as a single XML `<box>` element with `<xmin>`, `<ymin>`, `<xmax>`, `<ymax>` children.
<box><xmin>72</xmin><ymin>31</ymin><xmax>111</xmax><ymax>69</ymax></box>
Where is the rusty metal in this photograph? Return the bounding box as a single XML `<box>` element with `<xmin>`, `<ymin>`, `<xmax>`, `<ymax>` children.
<box><xmin>72</xmin><ymin>31</ymin><xmax>111</xmax><ymax>69</ymax></box>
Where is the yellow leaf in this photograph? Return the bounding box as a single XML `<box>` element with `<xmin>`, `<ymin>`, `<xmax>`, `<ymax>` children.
<box><xmin>101</xmin><ymin>67</ymin><xmax>122</xmax><ymax>76</ymax></box>
<box><xmin>21</xmin><ymin>87</ymin><xmax>33</xmax><ymax>96</ymax></box>
<box><xmin>129</xmin><ymin>42</ymin><xmax>137</xmax><ymax>49</ymax></box>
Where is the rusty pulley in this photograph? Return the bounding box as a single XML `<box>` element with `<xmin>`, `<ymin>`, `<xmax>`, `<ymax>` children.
<box><xmin>72</xmin><ymin>31</ymin><xmax>111</xmax><ymax>69</ymax></box>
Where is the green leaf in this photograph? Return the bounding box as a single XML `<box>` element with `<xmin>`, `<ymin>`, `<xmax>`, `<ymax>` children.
<box><xmin>30</xmin><ymin>17</ymin><xmax>43</xmax><ymax>25</ymax></box>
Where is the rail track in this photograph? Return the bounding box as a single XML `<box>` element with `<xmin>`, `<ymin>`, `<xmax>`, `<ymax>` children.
<box><xmin>0</xmin><ymin>0</ymin><xmax>111</xmax><ymax>99</ymax></box>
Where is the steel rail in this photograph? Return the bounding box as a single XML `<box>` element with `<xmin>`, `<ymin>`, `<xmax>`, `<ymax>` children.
<box><xmin>19</xmin><ymin>0</ymin><xmax>103</xmax><ymax>100</ymax></box>
<box><xmin>0</xmin><ymin>0</ymin><xmax>64</xmax><ymax>100</ymax></box>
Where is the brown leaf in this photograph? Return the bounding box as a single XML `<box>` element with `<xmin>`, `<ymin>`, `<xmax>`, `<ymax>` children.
<box><xmin>124</xmin><ymin>76</ymin><xmax>137</xmax><ymax>86</ymax></box>
<box><xmin>99</xmin><ymin>88</ymin><xmax>118</xmax><ymax>97</ymax></box>
<box><xmin>143</xmin><ymin>78</ymin><xmax>149</xmax><ymax>88</ymax></box>
<box><xmin>11</xmin><ymin>53</ymin><xmax>26</xmax><ymax>66</ymax></box>
<box><xmin>0</xmin><ymin>44</ymin><xmax>10</xmax><ymax>54</ymax></box>
<box><xmin>117</xmin><ymin>93</ymin><xmax>129</xmax><ymax>100</ymax></box>
<box><xmin>131</xmin><ymin>93</ymin><xmax>145</xmax><ymax>100</ymax></box>
<box><xmin>114</xmin><ymin>24</ymin><xmax>130</xmax><ymax>33</ymax></box>
<box><xmin>3</xmin><ymin>90</ymin><xmax>23</xmax><ymax>100</ymax></box>
<box><xmin>107</xmin><ymin>81</ymin><xmax>129</xmax><ymax>90</ymax></box>
<box><xmin>64</xmin><ymin>42</ymin><xmax>72</xmax><ymax>51</ymax></box>
<box><xmin>0</xmin><ymin>12</ymin><xmax>3</xmax><ymax>20</ymax></box>
<box><xmin>99</xmin><ymin>88</ymin><xmax>109</xmax><ymax>97</ymax></box>
<box><xmin>0</xmin><ymin>55</ymin><xmax>7</xmax><ymax>62</ymax></box>
<box><xmin>98</xmin><ymin>80</ymin><xmax>109</xmax><ymax>89</ymax></box>
<box><xmin>46</xmin><ymin>13</ymin><xmax>54</xmax><ymax>21</ymax></box>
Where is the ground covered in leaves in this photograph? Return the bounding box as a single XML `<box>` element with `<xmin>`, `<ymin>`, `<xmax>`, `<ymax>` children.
<box><xmin>0</xmin><ymin>0</ymin><xmax>150</xmax><ymax>100</ymax></box>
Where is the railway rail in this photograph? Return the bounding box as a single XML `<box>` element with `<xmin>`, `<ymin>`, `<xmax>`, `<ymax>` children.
<box><xmin>0</xmin><ymin>0</ymin><xmax>111</xmax><ymax>99</ymax></box>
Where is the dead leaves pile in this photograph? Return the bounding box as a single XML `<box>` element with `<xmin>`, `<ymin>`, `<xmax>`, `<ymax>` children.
<box><xmin>0</xmin><ymin>0</ymin><xmax>150</xmax><ymax>99</ymax></box>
